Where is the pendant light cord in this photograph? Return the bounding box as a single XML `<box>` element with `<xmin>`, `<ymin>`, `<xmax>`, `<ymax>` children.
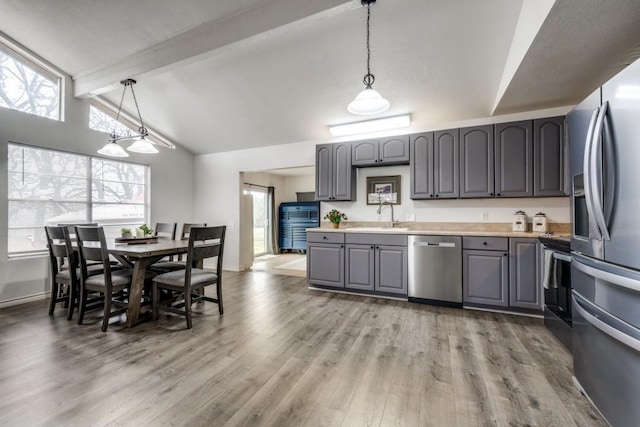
<box><xmin>130</xmin><ymin>84</ymin><xmax>146</xmax><ymax>132</ymax></box>
<box><xmin>363</xmin><ymin>3</ymin><xmax>375</xmax><ymax>88</ymax></box>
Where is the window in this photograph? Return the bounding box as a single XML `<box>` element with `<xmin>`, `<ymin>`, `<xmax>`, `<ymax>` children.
<box><xmin>89</xmin><ymin>104</ymin><xmax>136</xmax><ymax>137</ymax></box>
<box><xmin>7</xmin><ymin>143</ymin><xmax>149</xmax><ymax>255</ymax></box>
<box><xmin>0</xmin><ymin>42</ymin><xmax>61</xmax><ymax>120</ymax></box>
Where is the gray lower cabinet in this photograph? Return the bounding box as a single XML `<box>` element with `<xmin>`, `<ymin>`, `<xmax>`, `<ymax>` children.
<box><xmin>352</xmin><ymin>136</ymin><xmax>410</xmax><ymax>167</ymax></box>
<box><xmin>315</xmin><ymin>143</ymin><xmax>355</xmax><ymax>201</ymax></box>
<box><xmin>509</xmin><ymin>238</ymin><xmax>541</xmax><ymax>309</ymax></box>
<box><xmin>463</xmin><ymin>248</ymin><xmax>509</xmax><ymax>307</ymax></box>
<box><xmin>307</xmin><ymin>232</ymin><xmax>345</xmax><ymax>288</ymax></box>
<box><xmin>460</xmin><ymin>125</ymin><xmax>494</xmax><ymax>198</ymax></box>
<box><xmin>344</xmin><ymin>234</ymin><xmax>408</xmax><ymax>296</ymax></box>
<box><xmin>534</xmin><ymin>116</ymin><xmax>566</xmax><ymax>196</ymax></box>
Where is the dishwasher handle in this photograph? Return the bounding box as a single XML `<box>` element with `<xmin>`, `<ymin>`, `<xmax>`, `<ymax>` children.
<box><xmin>413</xmin><ymin>241</ymin><xmax>456</xmax><ymax>248</ymax></box>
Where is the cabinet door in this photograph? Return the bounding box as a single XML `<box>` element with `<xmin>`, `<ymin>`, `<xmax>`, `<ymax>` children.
<box><xmin>315</xmin><ymin>144</ymin><xmax>333</xmax><ymax>201</ymax></box>
<box><xmin>534</xmin><ymin>116</ymin><xmax>566</xmax><ymax>196</ymax></box>
<box><xmin>333</xmin><ymin>143</ymin><xmax>354</xmax><ymax>200</ymax></box>
<box><xmin>379</xmin><ymin>136</ymin><xmax>410</xmax><ymax>165</ymax></box>
<box><xmin>509</xmin><ymin>238</ymin><xmax>541</xmax><ymax>309</ymax></box>
<box><xmin>434</xmin><ymin>129</ymin><xmax>459</xmax><ymax>199</ymax></box>
<box><xmin>463</xmin><ymin>249</ymin><xmax>508</xmax><ymax>306</ymax></box>
<box><xmin>351</xmin><ymin>139</ymin><xmax>379</xmax><ymax>166</ymax></box>
<box><xmin>345</xmin><ymin>244</ymin><xmax>375</xmax><ymax>291</ymax></box>
<box><xmin>375</xmin><ymin>245</ymin><xmax>408</xmax><ymax>295</ymax></box>
<box><xmin>495</xmin><ymin>121</ymin><xmax>533</xmax><ymax>197</ymax></box>
<box><xmin>410</xmin><ymin>132</ymin><xmax>434</xmax><ymax>199</ymax></box>
<box><xmin>460</xmin><ymin>125</ymin><xmax>494</xmax><ymax>198</ymax></box>
<box><xmin>308</xmin><ymin>243</ymin><xmax>344</xmax><ymax>288</ymax></box>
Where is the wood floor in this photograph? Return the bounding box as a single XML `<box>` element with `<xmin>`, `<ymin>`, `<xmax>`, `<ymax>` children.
<box><xmin>0</xmin><ymin>271</ymin><xmax>605</xmax><ymax>426</ymax></box>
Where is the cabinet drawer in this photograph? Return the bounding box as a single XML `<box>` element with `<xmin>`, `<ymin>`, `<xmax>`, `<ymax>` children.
<box><xmin>345</xmin><ymin>233</ymin><xmax>407</xmax><ymax>246</ymax></box>
<box><xmin>462</xmin><ymin>236</ymin><xmax>508</xmax><ymax>251</ymax></box>
<box><xmin>307</xmin><ymin>232</ymin><xmax>345</xmax><ymax>244</ymax></box>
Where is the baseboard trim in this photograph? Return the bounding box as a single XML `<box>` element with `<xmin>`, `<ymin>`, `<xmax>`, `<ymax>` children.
<box><xmin>0</xmin><ymin>292</ymin><xmax>48</xmax><ymax>309</ymax></box>
<box><xmin>308</xmin><ymin>286</ymin><xmax>408</xmax><ymax>302</ymax></box>
<box><xmin>463</xmin><ymin>304</ymin><xmax>543</xmax><ymax>319</ymax></box>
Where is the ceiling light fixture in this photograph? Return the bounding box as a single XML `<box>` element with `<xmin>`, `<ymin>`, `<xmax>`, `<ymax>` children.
<box><xmin>347</xmin><ymin>0</ymin><xmax>390</xmax><ymax>116</ymax></box>
<box><xmin>97</xmin><ymin>79</ymin><xmax>158</xmax><ymax>157</ymax></box>
<box><xmin>329</xmin><ymin>114</ymin><xmax>411</xmax><ymax>137</ymax></box>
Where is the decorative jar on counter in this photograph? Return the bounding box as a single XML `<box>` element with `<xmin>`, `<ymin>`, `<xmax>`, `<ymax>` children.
<box><xmin>533</xmin><ymin>212</ymin><xmax>548</xmax><ymax>232</ymax></box>
<box><xmin>512</xmin><ymin>210</ymin><xmax>527</xmax><ymax>232</ymax></box>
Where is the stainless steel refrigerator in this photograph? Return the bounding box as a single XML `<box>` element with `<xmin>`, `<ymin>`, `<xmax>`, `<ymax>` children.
<box><xmin>568</xmin><ymin>56</ymin><xmax>640</xmax><ymax>427</ymax></box>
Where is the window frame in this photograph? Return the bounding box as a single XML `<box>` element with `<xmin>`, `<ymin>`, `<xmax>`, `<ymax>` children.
<box><xmin>7</xmin><ymin>142</ymin><xmax>150</xmax><ymax>257</ymax></box>
<box><xmin>0</xmin><ymin>37</ymin><xmax>64</xmax><ymax>121</ymax></box>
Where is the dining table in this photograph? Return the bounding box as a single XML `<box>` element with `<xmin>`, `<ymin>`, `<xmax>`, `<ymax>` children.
<box><xmin>108</xmin><ymin>239</ymin><xmax>189</xmax><ymax>327</ymax></box>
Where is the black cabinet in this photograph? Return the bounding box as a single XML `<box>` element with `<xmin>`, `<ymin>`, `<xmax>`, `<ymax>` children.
<box><xmin>460</xmin><ymin>125</ymin><xmax>494</xmax><ymax>198</ymax></box>
<box><xmin>410</xmin><ymin>129</ymin><xmax>459</xmax><ymax>199</ymax></box>
<box><xmin>352</xmin><ymin>136</ymin><xmax>410</xmax><ymax>167</ymax></box>
<box><xmin>307</xmin><ymin>232</ymin><xmax>345</xmax><ymax>288</ymax></box>
<box><xmin>509</xmin><ymin>238</ymin><xmax>541</xmax><ymax>309</ymax></box>
<box><xmin>462</xmin><ymin>237</ymin><xmax>509</xmax><ymax>307</ymax></box>
<box><xmin>315</xmin><ymin>143</ymin><xmax>355</xmax><ymax>201</ymax></box>
<box><xmin>278</xmin><ymin>202</ymin><xmax>319</xmax><ymax>251</ymax></box>
<box><xmin>494</xmin><ymin>120</ymin><xmax>533</xmax><ymax>197</ymax></box>
<box><xmin>534</xmin><ymin>116</ymin><xmax>566</xmax><ymax>196</ymax></box>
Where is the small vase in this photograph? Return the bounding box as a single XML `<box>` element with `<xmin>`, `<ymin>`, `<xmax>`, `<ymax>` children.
<box><xmin>331</xmin><ymin>222</ymin><xmax>340</xmax><ymax>229</ymax></box>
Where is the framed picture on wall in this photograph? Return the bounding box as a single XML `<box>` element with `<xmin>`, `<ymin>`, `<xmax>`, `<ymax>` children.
<box><xmin>366</xmin><ymin>175</ymin><xmax>401</xmax><ymax>205</ymax></box>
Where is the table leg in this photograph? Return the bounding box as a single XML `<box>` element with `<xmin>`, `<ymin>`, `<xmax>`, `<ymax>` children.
<box><xmin>125</xmin><ymin>258</ymin><xmax>153</xmax><ymax>327</ymax></box>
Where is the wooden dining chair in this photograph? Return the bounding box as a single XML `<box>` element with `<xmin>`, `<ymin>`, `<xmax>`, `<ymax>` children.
<box><xmin>45</xmin><ymin>226</ymin><xmax>77</xmax><ymax>319</ymax></box>
<box><xmin>75</xmin><ymin>226</ymin><xmax>134</xmax><ymax>332</ymax></box>
<box><xmin>150</xmin><ymin>222</ymin><xmax>207</xmax><ymax>274</ymax></box>
<box><xmin>154</xmin><ymin>222</ymin><xmax>177</xmax><ymax>240</ymax></box>
<box><xmin>152</xmin><ymin>226</ymin><xmax>226</xmax><ymax>329</ymax></box>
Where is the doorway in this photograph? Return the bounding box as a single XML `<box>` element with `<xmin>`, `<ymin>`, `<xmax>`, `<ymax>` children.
<box><xmin>249</xmin><ymin>186</ymin><xmax>268</xmax><ymax>257</ymax></box>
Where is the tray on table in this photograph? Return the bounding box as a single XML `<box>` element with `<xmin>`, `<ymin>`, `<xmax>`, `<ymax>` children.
<box><xmin>115</xmin><ymin>236</ymin><xmax>158</xmax><ymax>245</ymax></box>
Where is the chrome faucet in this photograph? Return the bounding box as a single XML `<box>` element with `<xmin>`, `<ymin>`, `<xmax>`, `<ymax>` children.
<box><xmin>377</xmin><ymin>201</ymin><xmax>400</xmax><ymax>227</ymax></box>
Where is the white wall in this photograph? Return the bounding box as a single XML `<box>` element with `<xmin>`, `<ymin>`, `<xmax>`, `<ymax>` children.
<box><xmin>281</xmin><ymin>174</ymin><xmax>315</xmax><ymax>202</ymax></box>
<box><xmin>0</xmin><ymin>61</ymin><xmax>195</xmax><ymax>305</ymax></box>
<box><xmin>195</xmin><ymin>106</ymin><xmax>572</xmax><ymax>271</ymax></box>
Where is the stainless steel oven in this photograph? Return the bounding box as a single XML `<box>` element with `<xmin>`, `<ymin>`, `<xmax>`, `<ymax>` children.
<box><xmin>539</xmin><ymin>235</ymin><xmax>572</xmax><ymax>351</ymax></box>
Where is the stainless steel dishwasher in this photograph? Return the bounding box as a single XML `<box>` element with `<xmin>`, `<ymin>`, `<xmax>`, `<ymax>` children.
<box><xmin>408</xmin><ymin>235</ymin><xmax>462</xmax><ymax>307</ymax></box>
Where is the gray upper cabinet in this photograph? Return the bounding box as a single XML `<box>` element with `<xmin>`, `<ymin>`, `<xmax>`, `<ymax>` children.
<box><xmin>494</xmin><ymin>120</ymin><xmax>533</xmax><ymax>198</ymax></box>
<box><xmin>410</xmin><ymin>132</ymin><xmax>434</xmax><ymax>199</ymax></box>
<box><xmin>460</xmin><ymin>125</ymin><xmax>494</xmax><ymax>198</ymax></box>
<box><xmin>410</xmin><ymin>129</ymin><xmax>458</xmax><ymax>199</ymax></box>
<box><xmin>509</xmin><ymin>238</ymin><xmax>541</xmax><ymax>310</ymax></box>
<box><xmin>534</xmin><ymin>116</ymin><xmax>566</xmax><ymax>196</ymax></box>
<box><xmin>315</xmin><ymin>143</ymin><xmax>355</xmax><ymax>201</ymax></box>
<box><xmin>352</xmin><ymin>136</ymin><xmax>409</xmax><ymax>167</ymax></box>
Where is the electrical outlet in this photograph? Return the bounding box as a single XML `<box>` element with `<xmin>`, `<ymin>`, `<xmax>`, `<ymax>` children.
<box><xmin>406</xmin><ymin>213</ymin><xmax>415</xmax><ymax>221</ymax></box>
<box><xmin>480</xmin><ymin>212</ymin><xmax>489</xmax><ymax>222</ymax></box>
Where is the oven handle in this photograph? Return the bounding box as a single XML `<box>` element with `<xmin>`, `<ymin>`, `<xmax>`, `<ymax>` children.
<box><xmin>573</xmin><ymin>293</ymin><xmax>640</xmax><ymax>353</ymax></box>
<box><xmin>552</xmin><ymin>252</ymin><xmax>572</xmax><ymax>263</ymax></box>
<box><xmin>574</xmin><ymin>257</ymin><xmax>640</xmax><ymax>293</ymax></box>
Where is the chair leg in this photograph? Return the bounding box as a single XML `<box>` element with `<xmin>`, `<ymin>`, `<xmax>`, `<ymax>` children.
<box><xmin>185</xmin><ymin>290</ymin><xmax>192</xmax><ymax>329</ymax></box>
<box><xmin>49</xmin><ymin>280</ymin><xmax>59</xmax><ymax>315</ymax></box>
<box><xmin>77</xmin><ymin>286</ymin><xmax>87</xmax><ymax>325</ymax></box>
<box><xmin>102</xmin><ymin>293</ymin><xmax>112</xmax><ymax>332</ymax></box>
<box><xmin>217</xmin><ymin>281</ymin><xmax>223</xmax><ymax>315</ymax></box>
<box><xmin>152</xmin><ymin>282</ymin><xmax>159</xmax><ymax>321</ymax></box>
<box><xmin>67</xmin><ymin>281</ymin><xmax>77</xmax><ymax>321</ymax></box>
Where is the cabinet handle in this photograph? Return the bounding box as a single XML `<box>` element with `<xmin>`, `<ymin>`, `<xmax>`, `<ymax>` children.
<box><xmin>435</xmin><ymin>194</ymin><xmax>439</xmax><ymax>198</ymax></box>
<box><xmin>504</xmin><ymin>253</ymin><xmax>508</xmax><ymax>256</ymax></box>
<box><xmin>374</xmin><ymin>159</ymin><xmax>378</xmax><ymax>163</ymax></box>
<box><xmin>340</xmin><ymin>245</ymin><xmax>344</xmax><ymax>248</ymax></box>
<box><xmin>323</xmin><ymin>236</ymin><xmax>327</xmax><ymax>240</ymax></box>
<box><xmin>483</xmin><ymin>242</ymin><xmax>487</xmax><ymax>245</ymax></box>
<box><xmin>376</xmin><ymin>246</ymin><xmax>379</xmax><ymax>249</ymax></box>
<box><xmin>371</xmin><ymin>246</ymin><xmax>374</xmax><ymax>249</ymax></box>
<box><xmin>429</xmin><ymin>194</ymin><xmax>433</xmax><ymax>198</ymax></box>
<box><xmin>497</xmin><ymin>193</ymin><xmax>501</xmax><ymax>197</ymax></box>
<box><xmin>489</xmin><ymin>192</ymin><xmax>494</xmax><ymax>196</ymax></box>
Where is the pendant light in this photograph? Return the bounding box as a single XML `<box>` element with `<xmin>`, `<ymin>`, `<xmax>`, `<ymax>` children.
<box><xmin>97</xmin><ymin>79</ymin><xmax>158</xmax><ymax>157</ymax></box>
<box><xmin>347</xmin><ymin>0</ymin><xmax>390</xmax><ymax>115</ymax></box>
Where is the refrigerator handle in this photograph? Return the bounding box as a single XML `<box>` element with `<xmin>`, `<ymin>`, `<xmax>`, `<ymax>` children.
<box><xmin>589</xmin><ymin>101</ymin><xmax>610</xmax><ymax>241</ymax></box>
<box><xmin>583</xmin><ymin>107</ymin><xmax>602</xmax><ymax>240</ymax></box>
<box><xmin>573</xmin><ymin>294</ymin><xmax>640</xmax><ymax>353</ymax></box>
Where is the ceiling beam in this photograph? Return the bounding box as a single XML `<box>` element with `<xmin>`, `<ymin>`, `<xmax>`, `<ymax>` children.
<box><xmin>73</xmin><ymin>0</ymin><xmax>357</xmax><ymax>98</ymax></box>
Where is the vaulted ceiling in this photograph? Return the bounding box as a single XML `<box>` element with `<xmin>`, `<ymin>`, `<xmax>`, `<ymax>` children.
<box><xmin>1</xmin><ymin>0</ymin><xmax>640</xmax><ymax>155</ymax></box>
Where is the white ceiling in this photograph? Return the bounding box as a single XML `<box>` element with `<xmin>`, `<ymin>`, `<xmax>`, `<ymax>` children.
<box><xmin>1</xmin><ymin>0</ymin><xmax>640</xmax><ymax>155</ymax></box>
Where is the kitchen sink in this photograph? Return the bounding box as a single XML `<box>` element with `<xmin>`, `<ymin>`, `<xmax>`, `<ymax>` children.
<box><xmin>345</xmin><ymin>227</ymin><xmax>409</xmax><ymax>232</ymax></box>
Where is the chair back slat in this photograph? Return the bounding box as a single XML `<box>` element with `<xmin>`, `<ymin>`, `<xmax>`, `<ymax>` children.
<box><xmin>185</xmin><ymin>226</ymin><xmax>226</xmax><ymax>276</ymax></box>
<box><xmin>45</xmin><ymin>225</ymin><xmax>75</xmax><ymax>275</ymax></box>
<box><xmin>154</xmin><ymin>222</ymin><xmax>177</xmax><ymax>240</ymax></box>
<box><xmin>75</xmin><ymin>226</ymin><xmax>112</xmax><ymax>279</ymax></box>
